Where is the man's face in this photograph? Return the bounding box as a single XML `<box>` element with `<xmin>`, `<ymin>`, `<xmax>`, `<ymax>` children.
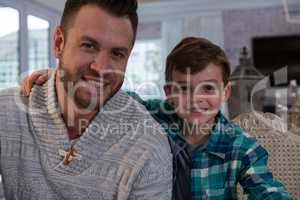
<box><xmin>54</xmin><ymin>5</ymin><xmax>134</xmax><ymax>111</ymax></box>
<box><xmin>165</xmin><ymin>63</ymin><xmax>231</xmax><ymax>126</ymax></box>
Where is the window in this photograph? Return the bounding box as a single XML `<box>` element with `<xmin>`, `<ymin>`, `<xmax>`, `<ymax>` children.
<box><xmin>28</xmin><ymin>15</ymin><xmax>50</xmax><ymax>73</ymax></box>
<box><xmin>123</xmin><ymin>39</ymin><xmax>163</xmax><ymax>99</ymax></box>
<box><xmin>0</xmin><ymin>7</ymin><xmax>19</xmax><ymax>89</ymax></box>
<box><xmin>0</xmin><ymin>0</ymin><xmax>58</xmax><ymax>90</ymax></box>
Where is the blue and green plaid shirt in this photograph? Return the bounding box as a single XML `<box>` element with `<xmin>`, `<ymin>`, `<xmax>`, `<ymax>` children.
<box><xmin>129</xmin><ymin>94</ymin><xmax>292</xmax><ymax>200</ymax></box>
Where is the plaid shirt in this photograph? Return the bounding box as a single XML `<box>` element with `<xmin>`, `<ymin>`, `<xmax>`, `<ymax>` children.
<box><xmin>130</xmin><ymin>95</ymin><xmax>293</xmax><ymax>200</ymax></box>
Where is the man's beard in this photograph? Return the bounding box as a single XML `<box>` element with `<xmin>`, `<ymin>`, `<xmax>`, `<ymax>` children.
<box><xmin>57</xmin><ymin>62</ymin><xmax>124</xmax><ymax>112</ymax></box>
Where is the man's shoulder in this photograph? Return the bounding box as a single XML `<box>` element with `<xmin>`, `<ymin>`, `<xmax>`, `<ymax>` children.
<box><xmin>112</xmin><ymin>90</ymin><xmax>166</xmax><ymax>119</ymax></box>
<box><xmin>126</xmin><ymin>91</ymin><xmax>165</xmax><ymax>110</ymax></box>
<box><xmin>109</xmin><ymin>90</ymin><xmax>153</xmax><ymax>117</ymax></box>
<box><xmin>121</xmin><ymin>92</ymin><xmax>171</xmax><ymax>152</ymax></box>
<box><xmin>106</xmin><ymin>90</ymin><xmax>168</xmax><ymax>132</ymax></box>
<box><xmin>104</xmin><ymin>90</ymin><xmax>171</xmax><ymax>149</ymax></box>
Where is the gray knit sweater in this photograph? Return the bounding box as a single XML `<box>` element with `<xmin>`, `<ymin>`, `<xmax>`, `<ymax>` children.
<box><xmin>0</xmin><ymin>72</ymin><xmax>172</xmax><ymax>200</ymax></box>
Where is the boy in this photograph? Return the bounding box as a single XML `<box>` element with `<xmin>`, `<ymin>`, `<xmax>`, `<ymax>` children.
<box><xmin>21</xmin><ymin>37</ymin><xmax>292</xmax><ymax>199</ymax></box>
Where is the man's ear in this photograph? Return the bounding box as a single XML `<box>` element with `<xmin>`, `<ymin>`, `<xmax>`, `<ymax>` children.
<box><xmin>53</xmin><ymin>26</ymin><xmax>65</xmax><ymax>58</ymax></box>
<box><xmin>222</xmin><ymin>81</ymin><xmax>232</xmax><ymax>102</ymax></box>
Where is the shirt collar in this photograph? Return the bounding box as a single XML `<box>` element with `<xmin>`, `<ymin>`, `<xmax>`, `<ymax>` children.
<box><xmin>164</xmin><ymin>103</ymin><xmax>240</xmax><ymax>160</ymax></box>
<box><xmin>204</xmin><ymin>112</ymin><xmax>240</xmax><ymax>159</ymax></box>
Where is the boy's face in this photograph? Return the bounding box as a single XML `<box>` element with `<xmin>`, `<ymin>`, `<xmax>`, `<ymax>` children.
<box><xmin>164</xmin><ymin>63</ymin><xmax>231</xmax><ymax>126</ymax></box>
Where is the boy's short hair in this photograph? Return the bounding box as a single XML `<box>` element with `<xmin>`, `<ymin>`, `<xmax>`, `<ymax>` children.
<box><xmin>60</xmin><ymin>0</ymin><xmax>138</xmax><ymax>43</ymax></box>
<box><xmin>165</xmin><ymin>37</ymin><xmax>231</xmax><ymax>85</ymax></box>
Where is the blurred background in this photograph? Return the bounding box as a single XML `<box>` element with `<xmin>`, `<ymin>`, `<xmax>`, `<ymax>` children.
<box><xmin>0</xmin><ymin>0</ymin><xmax>300</xmax><ymax>119</ymax></box>
<box><xmin>1</xmin><ymin>1</ymin><xmax>300</xmax><ymax>198</ymax></box>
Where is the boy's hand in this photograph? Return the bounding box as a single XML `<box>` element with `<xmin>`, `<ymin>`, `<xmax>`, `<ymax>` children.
<box><xmin>20</xmin><ymin>69</ymin><xmax>52</xmax><ymax>96</ymax></box>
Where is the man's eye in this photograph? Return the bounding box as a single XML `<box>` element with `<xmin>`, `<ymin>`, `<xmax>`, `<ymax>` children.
<box><xmin>81</xmin><ymin>43</ymin><xmax>94</xmax><ymax>49</ymax></box>
<box><xmin>112</xmin><ymin>51</ymin><xmax>125</xmax><ymax>59</ymax></box>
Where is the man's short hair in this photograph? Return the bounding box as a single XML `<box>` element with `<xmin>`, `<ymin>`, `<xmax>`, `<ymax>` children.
<box><xmin>165</xmin><ymin>37</ymin><xmax>231</xmax><ymax>85</ymax></box>
<box><xmin>60</xmin><ymin>0</ymin><xmax>138</xmax><ymax>42</ymax></box>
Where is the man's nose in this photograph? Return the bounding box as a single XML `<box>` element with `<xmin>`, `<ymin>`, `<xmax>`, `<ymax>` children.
<box><xmin>90</xmin><ymin>52</ymin><xmax>111</xmax><ymax>73</ymax></box>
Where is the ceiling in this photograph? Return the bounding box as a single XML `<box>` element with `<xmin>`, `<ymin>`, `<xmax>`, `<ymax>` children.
<box><xmin>33</xmin><ymin>0</ymin><xmax>169</xmax><ymax>13</ymax></box>
<box><xmin>32</xmin><ymin>0</ymin><xmax>291</xmax><ymax>21</ymax></box>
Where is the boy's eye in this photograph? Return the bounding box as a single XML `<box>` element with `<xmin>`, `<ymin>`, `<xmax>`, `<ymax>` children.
<box><xmin>180</xmin><ymin>86</ymin><xmax>191</xmax><ymax>93</ymax></box>
<box><xmin>201</xmin><ymin>84</ymin><xmax>218</xmax><ymax>95</ymax></box>
<box><xmin>194</xmin><ymin>83</ymin><xmax>217</xmax><ymax>95</ymax></box>
<box><xmin>203</xmin><ymin>84</ymin><xmax>215</xmax><ymax>91</ymax></box>
<box><xmin>180</xmin><ymin>86</ymin><xmax>187</xmax><ymax>91</ymax></box>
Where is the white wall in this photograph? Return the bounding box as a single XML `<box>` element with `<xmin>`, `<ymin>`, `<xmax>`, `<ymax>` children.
<box><xmin>138</xmin><ymin>0</ymin><xmax>294</xmax><ymax>68</ymax></box>
<box><xmin>33</xmin><ymin>0</ymin><xmax>65</xmax><ymax>12</ymax></box>
<box><xmin>29</xmin><ymin>0</ymin><xmax>298</xmax><ymax>60</ymax></box>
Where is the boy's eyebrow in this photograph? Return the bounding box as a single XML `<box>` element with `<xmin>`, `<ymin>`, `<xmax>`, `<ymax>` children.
<box><xmin>200</xmin><ymin>80</ymin><xmax>218</xmax><ymax>84</ymax></box>
<box><xmin>176</xmin><ymin>81</ymin><xmax>188</xmax><ymax>84</ymax></box>
<box><xmin>176</xmin><ymin>80</ymin><xmax>219</xmax><ymax>84</ymax></box>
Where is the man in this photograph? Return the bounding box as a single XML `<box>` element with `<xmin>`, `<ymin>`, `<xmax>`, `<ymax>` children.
<box><xmin>0</xmin><ymin>0</ymin><xmax>172</xmax><ymax>199</ymax></box>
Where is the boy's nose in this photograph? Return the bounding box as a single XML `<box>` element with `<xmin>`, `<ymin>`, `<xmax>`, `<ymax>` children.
<box><xmin>190</xmin><ymin>93</ymin><xmax>204</xmax><ymax>101</ymax></box>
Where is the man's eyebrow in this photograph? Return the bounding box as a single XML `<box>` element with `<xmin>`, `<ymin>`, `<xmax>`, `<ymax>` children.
<box><xmin>80</xmin><ymin>36</ymin><xmax>130</xmax><ymax>55</ymax></box>
<box><xmin>80</xmin><ymin>36</ymin><xmax>99</xmax><ymax>47</ymax></box>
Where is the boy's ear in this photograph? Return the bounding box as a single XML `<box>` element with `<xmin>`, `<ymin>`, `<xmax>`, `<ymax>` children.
<box><xmin>222</xmin><ymin>81</ymin><xmax>232</xmax><ymax>102</ymax></box>
<box><xmin>163</xmin><ymin>84</ymin><xmax>171</xmax><ymax>99</ymax></box>
<box><xmin>164</xmin><ymin>84</ymin><xmax>175</xmax><ymax>106</ymax></box>
<box><xmin>53</xmin><ymin>26</ymin><xmax>65</xmax><ymax>58</ymax></box>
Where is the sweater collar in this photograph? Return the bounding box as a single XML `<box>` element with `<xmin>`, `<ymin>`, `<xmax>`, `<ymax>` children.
<box><xmin>28</xmin><ymin>69</ymin><xmax>136</xmax><ymax>174</ymax></box>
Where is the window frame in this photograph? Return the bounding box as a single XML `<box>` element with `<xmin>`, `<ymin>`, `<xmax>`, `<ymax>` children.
<box><xmin>0</xmin><ymin>0</ymin><xmax>60</xmax><ymax>81</ymax></box>
<box><xmin>124</xmin><ymin>38</ymin><xmax>163</xmax><ymax>98</ymax></box>
<box><xmin>125</xmin><ymin>21</ymin><xmax>164</xmax><ymax>98</ymax></box>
